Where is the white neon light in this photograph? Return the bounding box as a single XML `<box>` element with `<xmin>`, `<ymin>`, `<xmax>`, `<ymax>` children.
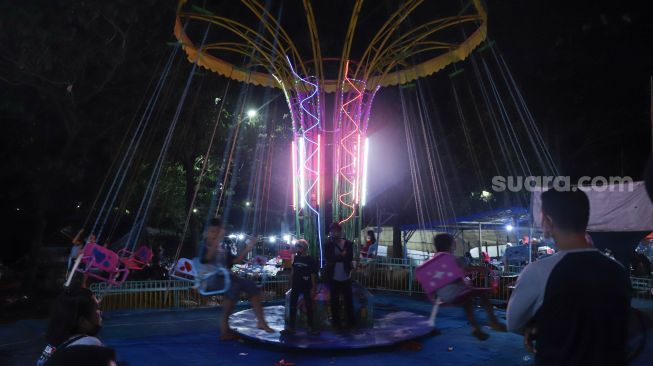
<box><xmin>317</xmin><ymin>134</ymin><xmax>321</xmax><ymax>205</ymax></box>
<box><xmin>362</xmin><ymin>137</ymin><xmax>370</xmax><ymax>206</ymax></box>
<box><xmin>299</xmin><ymin>138</ymin><xmax>306</xmax><ymax>209</ymax></box>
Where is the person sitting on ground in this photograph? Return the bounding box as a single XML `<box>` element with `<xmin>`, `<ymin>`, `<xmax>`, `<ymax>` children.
<box><xmin>37</xmin><ymin>287</ymin><xmax>107</xmax><ymax>366</ymax></box>
<box><xmin>433</xmin><ymin>233</ymin><xmax>507</xmax><ymax>340</ymax></box>
<box><xmin>282</xmin><ymin>239</ymin><xmax>319</xmax><ymax>335</ymax></box>
<box><xmin>199</xmin><ymin>217</ymin><xmax>274</xmax><ymax>341</ymax></box>
<box><xmin>507</xmin><ymin>189</ymin><xmax>630</xmax><ymax>365</ymax></box>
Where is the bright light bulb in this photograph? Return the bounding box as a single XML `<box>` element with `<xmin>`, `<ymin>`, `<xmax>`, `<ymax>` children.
<box><xmin>283</xmin><ymin>235</ymin><xmax>291</xmax><ymax>242</ymax></box>
<box><xmin>247</xmin><ymin>109</ymin><xmax>257</xmax><ymax>118</ymax></box>
<box><xmin>506</xmin><ymin>224</ymin><xmax>514</xmax><ymax>232</ymax></box>
<box><xmin>238</xmin><ymin>234</ymin><xmax>245</xmax><ymax>240</ymax></box>
<box><xmin>269</xmin><ymin>236</ymin><xmax>276</xmax><ymax>243</ymax></box>
<box><xmin>228</xmin><ymin>234</ymin><xmax>236</xmax><ymax>239</ymax></box>
<box><xmin>192</xmin><ymin>208</ymin><xmax>198</xmax><ymax>213</ymax></box>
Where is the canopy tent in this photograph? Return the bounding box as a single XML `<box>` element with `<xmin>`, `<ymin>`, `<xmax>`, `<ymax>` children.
<box><xmin>530</xmin><ymin>182</ymin><xmax>653</xmax><ymax>269</ymax></box>
<box><xmin>400</xmin><ymin>206</ymin><xmax>529</xmax><ymax>231</ymax></box>
<box><xmin>530</xmin><ymin>181</ymin><xmax>653</xmax><ymax>232</ymax></box>
<box><xmin>400</xmin><ymin>207</ymin><xmax>530</xmax><ymax>258</ymax></box>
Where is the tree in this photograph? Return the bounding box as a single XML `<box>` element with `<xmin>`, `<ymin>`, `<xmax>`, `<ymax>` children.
<box><xmin>0</xmin><ymin>0</ymin><xmax>174</xmax><ymax>286</ymax></box>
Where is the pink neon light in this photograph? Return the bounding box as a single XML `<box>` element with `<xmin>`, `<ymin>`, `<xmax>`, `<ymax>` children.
<box><xmin>291</xmin><ymin>140</ymin><xmax>297</xmax><ymax>211</ymax></box>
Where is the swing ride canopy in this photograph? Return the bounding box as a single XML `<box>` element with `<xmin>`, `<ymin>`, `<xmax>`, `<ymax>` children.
<box><xmin>171</xmin><ymin>0</ymin><xmax>491</xmax><ymax>259</ymax></box>
<box><xmin>173</xmin><ymin>0</ymin><xmax>488</xmax><ymax>93</ymax></box>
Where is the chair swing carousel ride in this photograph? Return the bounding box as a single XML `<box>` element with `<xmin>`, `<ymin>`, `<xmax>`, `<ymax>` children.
<box><xmin>166</xmin><ymin>0</ymin><xmax>523</xmax><ymax>349</ymax></box>
<box><xmin>66</xmin><ymin>0</ymin><xmax>558</xmax><ymax>350</ymax></box>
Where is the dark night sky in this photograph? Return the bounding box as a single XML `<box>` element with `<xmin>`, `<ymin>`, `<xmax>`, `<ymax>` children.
<box><xmin>487</xmin><ymin>0</ymin><xmax>652</xmax><ymax>178</ymax></box>
<box><xmin>1</xmin><ymin>0</ymin><xmax>653</xmax><ymax>260</ymax></box>
<box><xmin>358</xmin><ymin>0</ymin><xmax>653</xmax><ymax>223</ymax></box>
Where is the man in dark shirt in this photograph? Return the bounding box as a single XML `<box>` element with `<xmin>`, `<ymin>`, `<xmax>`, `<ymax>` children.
<box><xmin>507</xmin><ymin>189</ymin><xmax>630</xmax><ymax>365</ymax></box>
<box><xmin>324</xmin><ymin>222</ymin><xmax>356</xmax><ymax>329</ymax></box>
<box><xmin>283</xmin><ymin>239</ymin><xmax>319</xmax><ymax>335</ymax></box>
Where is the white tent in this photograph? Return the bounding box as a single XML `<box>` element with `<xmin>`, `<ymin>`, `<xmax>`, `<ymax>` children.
<box><xmin>470</xmin><ymin>245</ymin><xmax>507</xmax><ymax>259</ymax></box>
<box><xmin>530</xmin><ymin>181</ymin><xmax>653</xmax><ymax>232</ymax></box>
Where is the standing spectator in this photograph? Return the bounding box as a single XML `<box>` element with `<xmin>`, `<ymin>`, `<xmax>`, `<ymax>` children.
<box><xmin>360</xmin><ymin>230</ymin><xmax>378</xmax><ymax>259</ymax></box>
<box><xmin>324</xmin><ymin>222</ymin><xmax>356</xmax><ymax>329</ymax></box>
<box><xmin>507</xmin><ymin>189</ymin><xmax>629</xmax><ymax>365</ymax></box>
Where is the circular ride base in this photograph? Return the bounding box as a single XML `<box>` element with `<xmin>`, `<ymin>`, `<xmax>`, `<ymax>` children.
<box><xmin>230</xmin><ymin>305</ymin><xmax>434</xmax><ymax>350</ymax></box>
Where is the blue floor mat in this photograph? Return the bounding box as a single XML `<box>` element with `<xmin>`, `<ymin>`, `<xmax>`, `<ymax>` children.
<box><xmin>1</xmin><ymin>294</ymin><xmax>534</xmax><ymax>366</ymax></box>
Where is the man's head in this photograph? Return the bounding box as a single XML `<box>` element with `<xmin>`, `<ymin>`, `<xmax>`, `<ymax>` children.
<box><xmin>295</xmin><ymin>239</ymin><xmax>309</xmax><ymax>255</ymax></box>
<box><xmin>206</xmin><ymin>217</ymin><xmax>226</xmax><ymax>243</ymax></box>
<box><xmin>329</xmin><ymin>222</ymin><xmax>343</xmax><ymax>239</ymax></box>
<box><xmin>434</xmin><ymin>233</ymin><xmax>456</xmax><ymax>253</ymax></box>
<box><xmin>541</xmin><ymin>189</ymin><xmax>590</xmax><ymax>244</ymax></box>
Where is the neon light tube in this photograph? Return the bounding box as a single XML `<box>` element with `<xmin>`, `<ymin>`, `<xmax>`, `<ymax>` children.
<box><xmin>362</xmin><ymin>137</ymin><xmax>369</xmax><ymax>206</ymax></box>
<box><xmin>317</xmin><ymin>134</ymin><xmax>321</xmax><ymax>206</ymax></box>
<box><xmin>355</xmin><ymin>132</ymin><xmax>363</xmax><ymax>203</ymax></box>
<box><xmin>291</xmin><ymin>140</ymin><xmax>297</xmax><ymax>211</ymax></box>
<box><xmin>299</xmin><ymin>138</ymin><xmax>306</xmax><ymax>209</ymax></box>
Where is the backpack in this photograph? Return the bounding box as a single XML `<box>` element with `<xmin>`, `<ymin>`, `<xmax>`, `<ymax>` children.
<box><xmin>36</xmin><ymin>335</ymin><xmax>87</xmax><ymax>366</ymax></box>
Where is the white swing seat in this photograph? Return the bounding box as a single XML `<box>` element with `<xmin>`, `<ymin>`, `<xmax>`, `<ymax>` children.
<box><xmin>171</xmin><ymin>257</ymin><xmax>231</xmax><ymax>296</ymax></box>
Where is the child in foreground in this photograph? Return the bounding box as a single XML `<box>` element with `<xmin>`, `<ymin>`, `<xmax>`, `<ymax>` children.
<box><xmin>282</xmin><ymin>239</ymin><xmax>319</xmax><ymax>335</ymax></box>
<box><xmin>434</xmin><ymin>233</ymin><xmax>506</xmax><ymax>340</ymax></box>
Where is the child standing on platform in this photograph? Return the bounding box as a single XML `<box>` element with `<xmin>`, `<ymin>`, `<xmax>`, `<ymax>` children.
<box><xmin>283</xmin><ymin>239</ymin><xmax>319</xmax><ymax>335</ymax></box>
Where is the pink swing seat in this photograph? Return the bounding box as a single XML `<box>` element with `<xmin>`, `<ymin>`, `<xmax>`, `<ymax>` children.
<box><xmin>118</xmin><ymin>246</ymin><xmax>153</xmax><ymax>270</ymax></box>
<box><xmin>76</xmin><ymin>243</ymin><xmax>129</xmax><ymax>286</ymax></box>
<box><xmin>415</xmin><ymin>252</ymin><xmax>489</xmax><ymax>326</ymax></box>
